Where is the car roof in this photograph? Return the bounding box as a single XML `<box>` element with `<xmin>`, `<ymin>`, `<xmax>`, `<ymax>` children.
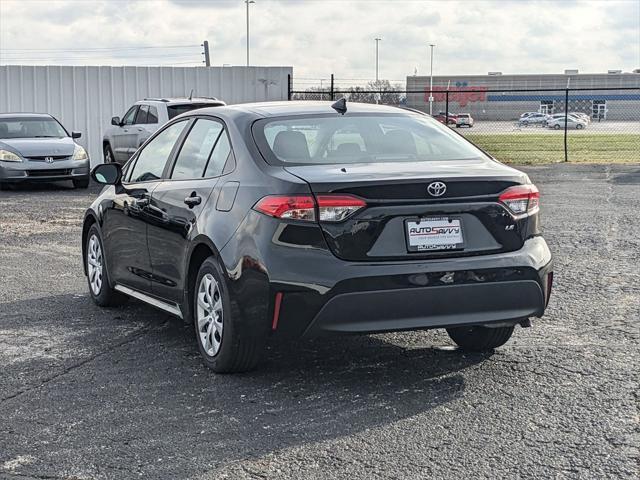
<box><xmin>138</xmin><ymin>97</ymin><xmax>225</xmax><ymax>106</ymax></box>
<box><xmin>0</xmin><ymin>112</ymin><xmax>52</xmax><ymax>118</ymax></box>
<box><xmin>190</xmin><ymin>101</ymin><xmax>414</xmax><ymax>119</ymax></box>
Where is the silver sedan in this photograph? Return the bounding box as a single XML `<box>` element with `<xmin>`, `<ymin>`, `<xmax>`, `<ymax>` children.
<box><xmin>0</xmin><ymin>113</ymin><xmax>90</xmax><ymax>189</ymax></box>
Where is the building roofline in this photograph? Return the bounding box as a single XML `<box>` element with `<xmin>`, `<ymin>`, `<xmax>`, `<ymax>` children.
<box><xmin>408</xmin><ymin>72</ymin><xmax>640</xmax><ymax>79</ymax></box>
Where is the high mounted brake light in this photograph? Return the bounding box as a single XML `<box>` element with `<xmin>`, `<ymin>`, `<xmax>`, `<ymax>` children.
<box><xmin>499</xmin><ymin>184</ymin><xmax>540</xmax><ymax>215</ymax></box>
<box><xmin>253</xmin><ymin>194</ymin><xmax>366</xmax><ymax>222</ymax></box>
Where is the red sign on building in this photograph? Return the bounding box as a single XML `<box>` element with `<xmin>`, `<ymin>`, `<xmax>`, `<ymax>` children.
<box><xmin>425</xmin><ymin>86</ymin><xmax>488</xmax><ymax>107</ymax></box>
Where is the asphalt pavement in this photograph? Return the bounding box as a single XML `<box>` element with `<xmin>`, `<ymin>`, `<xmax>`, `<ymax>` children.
<box><xmin>0</xmin><ymin>164</ymin><xmax>638</xmax><ymax>479</ymax></box>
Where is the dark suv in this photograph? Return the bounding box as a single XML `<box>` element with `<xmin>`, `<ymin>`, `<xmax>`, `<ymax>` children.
<box><xmin>84</xmin><ymin>101</ymin><xmax>553</xmax><ymax>372</ymax></box>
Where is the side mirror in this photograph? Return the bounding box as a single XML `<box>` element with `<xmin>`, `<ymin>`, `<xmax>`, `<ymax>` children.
<box><xmin>91</xmin><ymin>163</ymin><xmax>122</xmax><ymax>185</ymax></box>
<box><xmin>71</xmin><ymin>131</ymin><xmax>82</xmax><ymax>139</ymax></box>
<box><xmin>111</xmin><ymin>116</ymin><xmax>121</xmax><ymax>126</ymax></box>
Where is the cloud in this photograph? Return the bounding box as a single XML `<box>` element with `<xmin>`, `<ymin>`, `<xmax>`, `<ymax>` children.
<box><xmin>0</xmin><ymin>0</ymin><xmax>638</xmax><ymax>81</ymax></box>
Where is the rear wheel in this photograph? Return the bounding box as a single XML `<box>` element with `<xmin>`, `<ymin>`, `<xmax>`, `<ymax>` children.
<box><xmin>103</xmin><ymin>143</ymin><xmax>115</xmax><ymax>163</ymax></box>
<box><xmin>576</xmin><ymin>123</ymin><xmax>584</xmax><ymax>130</ymax></box>
<box><xmin>86</xmin><ymin>224</ymin><xmax>128</xmax><ymax>307</ymax></box>
<box><xmin>0</xmin><ymin>182</ymin><xmax>8</xmax><ymax>191</ymax></box>
<box><xmin>446</xmin><ymin>325</ymin><xmax>514</xmax><ymax>351</ymax></box>
<box><xmin>193</xmin><ymin>256</ymin><xmax>265</xmax><ymax>373</ymax></box>
<box><xmin>553</xmin><ymin>124</ymin><xmax>561</xmax><ymax>130</ymax></box>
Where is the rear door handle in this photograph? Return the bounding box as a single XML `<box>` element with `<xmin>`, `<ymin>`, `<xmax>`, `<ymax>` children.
<box><xmin>184</xmin><ymin>194</ymin><xmax>202</xmax><ymax>208</ymax></box>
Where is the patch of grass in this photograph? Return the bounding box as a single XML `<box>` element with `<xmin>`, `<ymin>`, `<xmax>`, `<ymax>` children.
<box><xmin>463</xmin><ymin>133</ymin><xmax>640</xmax><ymax>164</ymax></box>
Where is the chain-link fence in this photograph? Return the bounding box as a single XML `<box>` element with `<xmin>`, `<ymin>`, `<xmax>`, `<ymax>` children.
<box><xmin>287</xmin><ymin>75</ymin><xmax>640</xmax><ymax>164</ymax></box>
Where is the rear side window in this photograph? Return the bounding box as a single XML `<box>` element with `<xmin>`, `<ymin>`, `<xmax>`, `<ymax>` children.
<box><xmin>167</xmin><ymin>103</ymin><xmax>215</xmax><ymax>120</ymax></box>
<box><xmin>147</xmin><ymin>106</ymin><xmax>159</xmax><ymax>124</ymax></box>
<box><xmin>171</xmin><ymin>119</ymin><xmax>224</xmax><ymax>180</ymax></box>
<box><xmin>254</xmin><ymin>114</ymin><xmax>486</xmax><ymax>165</ymax></box>
<box><xmin>204</xmin><ymin>130</ymin><xmax>231</xmax><ymax>177</ymax></box>
<box><xmin>128</xmin><ymin>121</ymin><xmax>187</xmax><ymax>183</ymax></box>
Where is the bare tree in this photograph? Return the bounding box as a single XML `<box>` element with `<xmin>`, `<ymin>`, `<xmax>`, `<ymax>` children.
<box><xmin>335</xmin><ymin>80</ymin><xmax>405</xmax><ymax>105</ymax></box>
<box><xmin>291</xmin><ymin>80</ymin><xmax>405</xmax><ymax>105</ymax></box>
<box><xmin>291</xmin><ymin>87</ymin><xmax>331</xmax><ymax>101</ymax></box>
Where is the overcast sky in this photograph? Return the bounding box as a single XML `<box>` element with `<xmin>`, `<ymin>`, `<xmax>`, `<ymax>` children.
<box><xmin>0</xmin><ymin>0</ymin><xmax>638</xmax><ymax>84</ymax></box>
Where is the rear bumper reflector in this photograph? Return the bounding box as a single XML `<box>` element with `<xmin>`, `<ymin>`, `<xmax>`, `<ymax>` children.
<box><xmin>272</xmin><ymin>292</ymin><xmax>283</xmax><ymax>331</ymax></box>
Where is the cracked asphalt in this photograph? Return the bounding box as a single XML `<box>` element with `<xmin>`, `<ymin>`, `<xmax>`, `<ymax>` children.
<box><xmin>0</xmin><ymin>164</ymin><xmax>638</xmax><ymax>480</ymax></box>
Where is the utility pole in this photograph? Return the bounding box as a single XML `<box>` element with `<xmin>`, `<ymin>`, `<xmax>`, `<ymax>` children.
<box><xmin>246</xmin><ymin>0</ymin><xmax>255</xmax><ymax>67</ymax></box>
<box><xmin>202</xmin><ymin>40</ymin><xmax>210</xmax><ymax>67</ymax></box>
<box><xmin>374</xmin><ymin>37</ymin><xmax>381</xmax><ymax>82</ymax></box>
<box><xmin>429</xmin><ymin>43</ymin><xmax>435</xmax><ymax>115</ymax></box>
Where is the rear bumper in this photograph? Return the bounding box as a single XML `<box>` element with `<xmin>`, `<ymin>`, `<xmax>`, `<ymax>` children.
<box><xmin>303</xmin><ymin>279</ymin><xmax>544</xmax><ymax>337</ymax></box>
<box><xmin>220</xmin><ymin>214</ymin><xmax>553</xmax><ymax>339</ymax></box>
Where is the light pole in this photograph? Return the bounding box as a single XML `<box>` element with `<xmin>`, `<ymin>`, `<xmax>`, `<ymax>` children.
<box><xmin>245</xmin><ymin>0</ymin><xmax>255</xmax><ymax>67</ymax></box>
<box><xmin>374</xmin><ymin>37</ymin><xmax>381</xmax><ymax>82</ymax></box>
<box><xmin>429</xmin><ymin>43</ymin><xmax>435</xmax><ymax>115</ymax></box>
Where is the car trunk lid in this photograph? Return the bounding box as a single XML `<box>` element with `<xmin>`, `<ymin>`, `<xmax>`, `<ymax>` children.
<box><xmin>284</xmin><ymin>160</ymin><xmax>533</xmax><ymax>261</ymax></box>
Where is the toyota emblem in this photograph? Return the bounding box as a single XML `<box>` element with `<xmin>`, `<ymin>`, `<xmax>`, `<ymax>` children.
<box><xmin>427</xmin><ymin>181</ymin><xmax>447</xmax><ymax>197</ymax></box>
<box><xmin>45</xmin><ymin>156</ymin><xmax>54</xmax><ymax>163</ymax></box>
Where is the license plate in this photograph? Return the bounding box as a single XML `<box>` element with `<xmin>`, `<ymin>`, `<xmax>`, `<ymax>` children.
<box><xmin>405</xmin><ymin>217</ymin><xmax>464</xmax><ymax>252</ymax></box>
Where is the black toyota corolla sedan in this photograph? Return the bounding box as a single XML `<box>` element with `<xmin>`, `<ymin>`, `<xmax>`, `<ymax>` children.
<box><xmin>83</xmin><ymin>100</ymin><xmax>553</xmax><ymax>373</ymax></box>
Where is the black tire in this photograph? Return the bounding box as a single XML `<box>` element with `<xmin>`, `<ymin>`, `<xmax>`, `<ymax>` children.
<box><xmin>0</xmin><ymin>182</ymin><xmax>9</xmax><ymax>191</ymax></box>
<box><xmin>446</xmin><ymin>325</ymin><xmax>514</xmax><ymax>351</ymax></box>
<box><xmin>553</xmin><ymin>124</ymin><xmax>561</xmax><ymax>130</ymax></box>
<box><xmin>103</xmin><ymin>143</ymin><xmax>115</xmax><ymax>163</ymax></box>
<box><xmin>73</xmin><ymin>178</ymin><xmax>90</xmax><ymax>189</ymax></box>
<box><xmin>576</xmin><ymin>123</ymin><xmax>584</xmax><ymax>130</ymax></box>
<box><xmin>193</xmin><ymin>256</ymin><xmax>265</xmax><ymax>373</ymax></box>
<box><xmin>85</xmin><ymin>224</ymin><xmax>128</xmax><ymax>307</ymax></box>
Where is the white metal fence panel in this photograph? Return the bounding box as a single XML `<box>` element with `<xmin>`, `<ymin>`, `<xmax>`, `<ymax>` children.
<box><xmin>0</xmin><ymin>65</ymin><xmax>292</xmax><ymax>166</ymax></box>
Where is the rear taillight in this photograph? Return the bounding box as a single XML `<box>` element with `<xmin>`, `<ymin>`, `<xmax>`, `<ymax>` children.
<box><xmin>499</xmin><ymin>184</ymin><xmax>540</xmax><ymax>215</ymax></box>
<box><xmin>316</xmin><ymin>195</ymin><xmax>367</xmax><ymax>222</ymax></box>
<box><xmin>253</xmin><ymin>194</ymin><xmax>366</xmax><ymax>222</ymax></box>
<box><xmin>253</xmin><ymin>195</ymin><xmax>316</xmax><ymax>221</ymax></box>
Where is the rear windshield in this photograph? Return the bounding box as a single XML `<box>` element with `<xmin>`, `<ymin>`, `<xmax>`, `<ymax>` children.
<box><xmin>253</xmin><ymin>113</ymin><xmax>486</xmax><ymax>165</ymax></box>
<box><xmin>0</xmin><ymin>117</ymin><xmax>67</xmax><ymax>139</ymax></box>
<box><xmin>167</xmin><ymin>104</ymin><xmax>217</xmax><ymax>119</ymax></box>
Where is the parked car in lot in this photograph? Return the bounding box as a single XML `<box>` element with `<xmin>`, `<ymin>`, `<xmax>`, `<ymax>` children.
<box><xmin>0</xmin><ymin>113</ymin><xmax>89</xmax><ymax>190</ymax></box>
<box><xmin>518</xmin><ymin>112</ymin><xmax>550</xmax><ymax>126</ymax></box>
<box><xmin>569</xmin><ymin>112</ymin><xmax>591</xmax><ymax>123</ymax></box>
<box><xmin>433</xmin><ymin>111</ymin><xmax>458</xmax><ymax>125</ymax></box>
<box><xmin>455</xmin><ymin>113</ymin><xmax>474</xmax><ymax>128</ymax></box>
<box><xmin>103</xmin><ymin>97</ymin><xmax>225</xmax><ymax>164</ymax></box>
<box><xmin>84</xmin><ymin>101</ymin><xmax>553</xmax><ymax>372</ymax></box>
<box><xmin>547</xmin><ymin>115</ymin><xmax>587</xmax><ymax>130</ymax></box>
